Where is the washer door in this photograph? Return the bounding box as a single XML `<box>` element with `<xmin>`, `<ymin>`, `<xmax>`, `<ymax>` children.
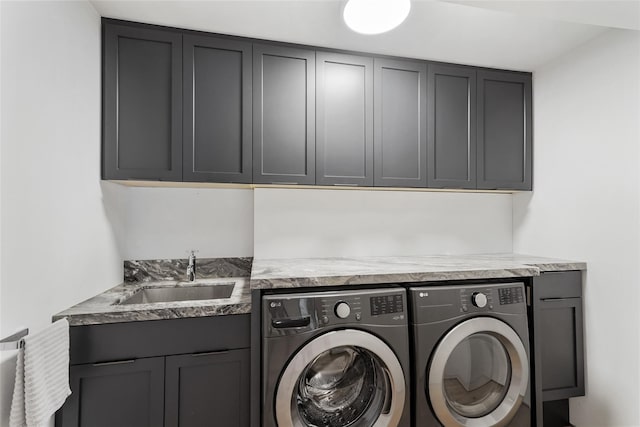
<box><xmin>275</xmin><ymin>329</ymin><xmax>406</xmax><ymax>427</ymax></box>
<box><xmin>428</xmin><ymin>317</ymin><xmax>528</xmax><ymax>427</ymax></box>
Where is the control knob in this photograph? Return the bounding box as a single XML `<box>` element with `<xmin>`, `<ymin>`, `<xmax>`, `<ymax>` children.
<box><xmin>472</xmin><ymin>292</ymin><xmax>488</xmax><ymax>308</ymax></box>
<box><xmin>335</xmin><ymin>302</ymin><xmax>351</xmax><ymax>319</ymax></box>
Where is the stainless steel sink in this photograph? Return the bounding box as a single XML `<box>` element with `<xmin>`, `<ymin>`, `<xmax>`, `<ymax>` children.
<box><xmin>117</xmin><ymin>282</ymin><xmax>235</xmax><ymax>305</ymax></box>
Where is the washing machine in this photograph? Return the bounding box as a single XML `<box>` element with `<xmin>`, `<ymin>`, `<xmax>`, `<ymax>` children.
<box><xmin>262</xmin><ymin>287</ymin><xmax>411</xmax><ymax>427</ymax></box>
<box><xmin>410</xmin><ymin>282</ymin><xmax>531</xmax><ymax>427</ymax></box>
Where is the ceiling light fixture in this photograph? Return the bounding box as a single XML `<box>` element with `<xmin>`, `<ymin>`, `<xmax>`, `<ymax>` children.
<box><xmin>343</xmin><ymin>0</ymin><xmax>411</xmax><ymax>35</ymax></box>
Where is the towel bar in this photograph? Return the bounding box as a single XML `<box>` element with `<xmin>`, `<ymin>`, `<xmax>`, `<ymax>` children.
<box><xmin>0</xmin><ymin>328</ymin><xmax>28</xmax><ymax>350</ymax></box>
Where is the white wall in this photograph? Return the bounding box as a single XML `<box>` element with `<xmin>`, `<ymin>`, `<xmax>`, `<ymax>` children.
<box><xmin>122</xmin><ymin>187</ymin><xmax>254</xmax><ymax>260</ymax></box>
<box><xmin>0</xmin><ymin>2</ymin><xmax>123</xmax><ymax>425</ymax></box>
<box><xmin>513</xmin><ymin>29</ymin><xmax>640</xmax><ymax>426</ymax></box>
<box><xmin>254</xmin><ymin>188</ymin><xmax>512</xmax><ymax>258</ymax></box>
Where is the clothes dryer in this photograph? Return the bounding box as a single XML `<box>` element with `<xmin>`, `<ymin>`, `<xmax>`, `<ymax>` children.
<box><xmin>410</xmin><ymin>283</ymin><xmax>531</xmax><ymax>427</ymax></box>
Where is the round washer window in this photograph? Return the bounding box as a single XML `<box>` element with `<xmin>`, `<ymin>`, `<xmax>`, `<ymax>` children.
<box><xmin>275</xmin><ymin>329</ymin><xmax>406</xmax><ymax>427</ymax></box>
<box><xmin>442</xmin><ymin>333</ymin><xmax>511</xmax><ymax>418</ymax></box>
<box><xmin>296</xmin><ymin>346</ymin><xmax>387</xmax><ymax>426</ymax></box>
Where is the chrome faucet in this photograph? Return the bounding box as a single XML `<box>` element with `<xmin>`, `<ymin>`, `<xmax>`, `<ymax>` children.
<box><xmin>187</xmin><ymin>251</ymin><xmax>196</xmax><ymax>281</ymax></box>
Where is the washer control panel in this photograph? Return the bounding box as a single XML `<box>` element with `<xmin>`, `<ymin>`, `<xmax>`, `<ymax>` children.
<box><xmin>263</xmin><ymin>288</ymin><xmax>407</xmax><ymax>336</ymax></box>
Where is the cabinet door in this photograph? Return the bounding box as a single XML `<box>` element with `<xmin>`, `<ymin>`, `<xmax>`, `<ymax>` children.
<box><xmin>427</xmin><ymin>64</ymin><xmax>476</xmax><ymax>189</ymax></box>
<box><xmin>103</xmin><ymin>23</ymin><xmax>182</xmax><ymax>180</ymax></box>
<box><xmin>183</xmin><ymin>35</ymin><xmax>252</xmax><ymax>183</ymax></box>
<box><xmin>374</xmin><ymin>58</ymin><xmax>427</xmax><ymax>187</ymax></box>
<box><xmin>532</xmin><ymin>271</ymin><xmax>585</xmax><ymax>420</ymax></box>
<box><xmin>59</xmin><ymin>357</ymin><xmax>165</xmax><ymax>427</ymax></box>
<box><xmin>165</xmin><ymin>349</ymin><xmax>250</xmax><ymax>427</ymax></box>
<box><xmin>316</xmin><ymin>52</ymin><xmax>373</xmax><ymax>186</ymax></box>
<box><xmin>253</xmin><ymin>45</ymin><xmax>315</xmax><ymax>184</ymax></box>
<box><xmin>477</xmin><ymin>70</ymin><xmax>532</xmax><ymax>190</ymax></box>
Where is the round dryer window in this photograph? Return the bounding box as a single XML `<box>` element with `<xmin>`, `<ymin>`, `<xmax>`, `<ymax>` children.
<box><xmin>427</xmin><ymin>317</ymin><xmax>528</xmax><ymax>427</ymax></box>
<box><xmin>275</xmin><ymin>329</ymin><xmax>406</xmax><ymax>427</ymax></box>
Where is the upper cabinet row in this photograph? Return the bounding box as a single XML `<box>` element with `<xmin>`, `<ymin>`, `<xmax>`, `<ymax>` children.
<box><xmin>103</xmin><ymin>20</ymin><xmax>532</xmax><ymax>190</ymax></box>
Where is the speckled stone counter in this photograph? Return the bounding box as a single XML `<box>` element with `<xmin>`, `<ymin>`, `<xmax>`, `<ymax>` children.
<box><xmin>54</xmin><ymin>257</ymin><xmax>252</xmax><ymax>326</ymax></box>
<box><xmin>250</xmin><ymin>253</ymin><xmax>586</xmax><ymax>289</ymax></box>
<box><xmin>55</xmin><ymin>253</ymin><xmax>585</xmax><ymax>325</ymax></box>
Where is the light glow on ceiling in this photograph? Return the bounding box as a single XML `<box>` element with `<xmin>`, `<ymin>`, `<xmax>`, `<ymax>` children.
<box><xmin>343</xmin><ymin>0</ymin><xmax>411</xmax><ymax>35</ymax></box>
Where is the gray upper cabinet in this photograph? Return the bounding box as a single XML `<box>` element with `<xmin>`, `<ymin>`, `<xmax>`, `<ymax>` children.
<box><xmin>253</xmin><ymin>45</ymin><xmax>315</xmax><ymax>184</ymax></box>
<box><xmin>374</xmin><ymin>58</ymin><xmax>427</xmax><ymax>188</ymax></box>
<box><xmin>183</xmin><ymin>35</ymin><xmax>252</xmax><ymax>183</ymax></box>
<box><xmin>477</xmin><ymin>70</ymin><xmax>532</xmax><ymax>190</ymax></box>
<box><xmin>102</xmin><ymin>20</ymin><xmax>534</xmax><ymax>190</ymax></box>
<box><xmin>316</xmin><ymin>52</ymin><xmax>373</xmax><ymax>186</ymax></box>
<box><xmin>427</xmin><ymin>64</ymin><xmax>476</xmax><ymax>189</ymax></box>
<box><xmin>103</xmin><ymin>23</ymin><xmax>182</xmax><ymax>180</ymax></box>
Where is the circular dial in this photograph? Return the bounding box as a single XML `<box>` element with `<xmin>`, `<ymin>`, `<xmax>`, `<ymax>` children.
<box><xmin>335</xmin><ymin>302</ymin><xmax>351</xmax><ymax>319</ymax></box>
<box><xmin>472</xmin><ymin>292</ymin><xmax>488</xmax><ymax>308</ymax></box>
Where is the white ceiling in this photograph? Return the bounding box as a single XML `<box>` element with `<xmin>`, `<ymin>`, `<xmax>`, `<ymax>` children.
<box><xmin>89</xmin><ymin>0</ymin><xmax>640</xmax><ymax>71</ymax></box>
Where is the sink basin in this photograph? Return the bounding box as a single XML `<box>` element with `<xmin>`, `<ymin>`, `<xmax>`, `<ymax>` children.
<box><xmin>117</xmin><ymin>283</ymin><xmax>235</xmax><ymax>305</ymax></box>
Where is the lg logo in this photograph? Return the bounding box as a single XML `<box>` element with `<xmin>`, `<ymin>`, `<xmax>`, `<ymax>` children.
<box><xmin>270</xmin><ymin>301</ymin><xmax>282</xmax><ymax>308</ymax></box>
<box><xmin>419</xmin><ymin>292</ymin><xmax>429</xmax><ymax>298</ymax></box>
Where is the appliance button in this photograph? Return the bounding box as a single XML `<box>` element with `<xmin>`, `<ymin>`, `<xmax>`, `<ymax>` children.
<box><xmin>355</xmin><ymin>312</ymin><xmax>361</xmax><ymax>321</ymax></box>
<box><xmin>472</xmin><ymin>292</ymin><xmax>488</xmax><ymax>308</ymax></box>
<box><xmin>335</xmin><ymin>302</ymin><xmax>351</xmax><ymax>319</ymax></box>
<box><xmin>322</xmin><ymin>316</ymin><xmax>329</xmax><ymax>324</ymax></box>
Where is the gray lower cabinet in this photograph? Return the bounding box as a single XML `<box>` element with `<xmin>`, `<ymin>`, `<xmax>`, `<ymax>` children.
<box><xmin>165</xmin><ymin>349</ymin><xmax>250</xmax><ymax>427</ymax></box>
<box><xmin>374</xmin><ymin>58</ymin><xmax>427</xmax><ymax>187</ymax></box>
<box><xmin>63</xmin><ymin>357</ymin><xmax>165</xmax><ymax>427</ymax></box>
<box><xmin>253</xmin><ymin>45</ymin><xmax>316</xmax><ymax>184</ymax></box>
<box><xmin>427</xmin><ymin>64</ymin><xmax>476</xmax><ymax>189</ymax></box>
<box><xmin>183</xmin><ymin>35</ymin><xmax>252</xmax><ymax>183</ymax></box>
<box><xmin>532</xmin><ymin>271</ymin><xmax>585</xmax><ymax>427</ymax></box>
<box><xmin>477</xmin><ymin>70</ymin><xmax>532</xmax><ymax>190</ymax></box>
<box><xmin>103</xmin><ymin>23</ymin><xmax>183</xmax><ymax>181</ymax></box>
<box><xmin>316</xmin><ymin>52</ymin><xmax>373</xmax><ymax>186</ymax></box>
<box><xmin>56</xmin><ymin>315</ymin><xmax>250</xmax><ymax>427</ymax></box>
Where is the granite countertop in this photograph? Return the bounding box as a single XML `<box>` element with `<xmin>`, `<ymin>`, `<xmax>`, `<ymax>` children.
<box><xmin>250</xmin><ymin>253</ymin><xmax>586</xmax><ymax>289</ymax></box>
<box><xmin>54</xmin><ymin>257</ymin><xmax>253</xmax><ymax>326</ymax></box>
<box><xmin>53</xmin><ymin>277</ymin><xmax>251</xmax><ymax>326</ymax></box>
<box><xmin>55</xmin><ymin>253</ymin><xmax>585</xmax><ymax>326</ymax></box>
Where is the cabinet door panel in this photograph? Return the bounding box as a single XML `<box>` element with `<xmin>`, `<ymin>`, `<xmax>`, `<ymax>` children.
<box><xmin>538</xmin><ymin>298</ymin><xmax>583</xmax><ymax>398</ymax></box>
<box><xmin>532</xmin><ymin>271</ymin><xmax>585</xmax><ymax>427</ymax></box>
<box><xmin>183</xmin><ymin>35</ymin><xmax>252</xmax><ymax>183</ymax></box>
<box><xmin>60</xmin><ymin>357</ymin><xmax>165</xmax><ymax>427</ymax></box>
<box><xmin>165</xmin><ymin>349</ymin><xmax>250</xmax><ymax>427</ymax></box>
<box><xmin>374</xmin><ymin>58</ymin><xmax>427</xmax><ymax>187</ymax></box>
<box><xmin>103</xmin><ymin>23</ymin><xmax>182</xmax><ymax>180</ymax></box>
<box><xmin>253</xmin><ymin>45</ymin><xmax>315</xmax><ymax>184</ymax></box>
<box><xmin>316</xmin><ymin>52</ymin><xmax>373</xmax><ymax>186</ymax></box>
<box><xmin>477</xmin><ymin>70</ymin><xmax>532</xmax><ymax>190</ymax></box>
<box><xmin>428</xmin><ymin>64</ymin><xmax>476</xmax><ymax>188</ymax></box>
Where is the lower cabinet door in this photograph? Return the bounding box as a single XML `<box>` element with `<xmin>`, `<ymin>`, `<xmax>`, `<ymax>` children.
<box><xmin>164</xmin><ymin>349</ymin><xmax>250</xmax><ymax>427</ymax></box>
<box><xmin>60</xmin><ymin>357</ymin><xmax>165</xmax><ymax>427</ymax></box>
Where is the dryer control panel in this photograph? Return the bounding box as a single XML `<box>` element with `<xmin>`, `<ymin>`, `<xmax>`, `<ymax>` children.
<box><xmin>409</xmin><ymin>282</ymin><xmax>527</xmax><ymax>325</ymax></box>
<box><xmin>263</xmin><ymin>288</ymin><xmax>407</xmax><ymax>337</ymax></box>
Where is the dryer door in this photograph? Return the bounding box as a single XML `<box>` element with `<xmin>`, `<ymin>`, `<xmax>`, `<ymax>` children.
<box><xmin>275</xmin><ymin>329</ymin><xmax>406</xmax><ymax>427</ymax></box>
<box><xmin>427</xmin><ymin>317</ymin><xmax>528</xmax><ymax>427</ymax></box>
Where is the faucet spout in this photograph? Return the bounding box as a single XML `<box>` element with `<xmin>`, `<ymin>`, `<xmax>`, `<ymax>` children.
<box><xmin>187</xmin><ymin>251</ymin><xmax>196</xmax><ymax>281</ymax></box>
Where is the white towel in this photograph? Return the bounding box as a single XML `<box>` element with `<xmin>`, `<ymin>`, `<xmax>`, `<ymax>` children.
<box><xmin>9</xmin><ymin>318</ymin><xmax>72</xmax><ymax>427</ymax></box>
